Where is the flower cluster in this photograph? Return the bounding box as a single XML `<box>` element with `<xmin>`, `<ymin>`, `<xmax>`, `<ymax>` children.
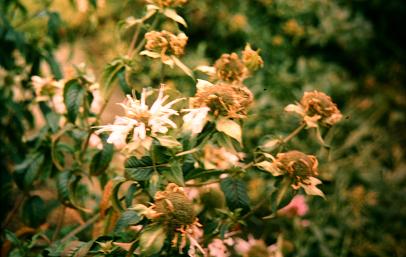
<box><xmin>142</xmin><ymin>30</ymin><xmax>188</xmax><ymax>65</ymax></box>
<box><xmin>285</xmin><ymin>90</ymin><xmax>342</xmax><ymax>128</ymax></box>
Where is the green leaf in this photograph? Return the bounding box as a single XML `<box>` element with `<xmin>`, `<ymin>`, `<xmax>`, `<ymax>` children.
<box><xmin>220</xmin><ymin>177</ymin><xmax>250</xmax><ymax>212</ymax></box>
<box><xmin>22</xmin><ymin>195</ymin><xmax>47</xmax><ymax>228</ymax></box>
<box><xmin>111</xmin><ymin>177</ymin><xmax>126</xmax><ymax>212</ymax></box>
<box><xmin>117</xmin><ymin>67</ymin><xmax>132</xmax><ymax>95</ymax></box>
<box><xmin>63</xmin><ymin>79</ymin><xmax>85</xmax><ymax>123</ymax></box>
<box><xmin>57</xmin><ymin>171</ymin><xmax>71</xmax><ymax>205</ymax></box>
<box><xmin>90</xmin><ymin>141</ymin><xmax>114</xmax><ymax>176</ymax></box>
<box><xmin>162</xmin><ymin>160</ymin><xmax>184</xmax><ymax>186</ymax></box>
<box><xmin>139</xmin><ymin>224</ymin><xmax>166</xmax><ymax>256</ymax></box>
<box><xmin>101</xmin><ymin>58</ymin><xmax>124</xmax><ymax>99</ymax></box>
<box><xmin>125</xmin><ymin>156</ymin><xmax>155</xmax><ymax>181</ymax></box>
<box><xmin>14</xmin><ymin>153</ymin><xmax>44</xmax><ymax>190</ymax></box>
<box><xmin>115</xmin><ymin>210</ymin><xmax>142</xmax><ymax>232</ymax></box>
<box><xmin>45</xmin><ymin>112</ymin><xmax>60</xmax><ymax>133</ymax></box>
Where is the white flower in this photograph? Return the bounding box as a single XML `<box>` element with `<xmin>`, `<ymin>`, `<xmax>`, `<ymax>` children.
<box><xmin>181</xmin><ymin>107</ymin><xmax>210</xmax><ymax>135</ymax></box>
<box><xmin>95</xmin><ymin>86</ymin><xmax>182</xmax><ymax>157</ymax></box>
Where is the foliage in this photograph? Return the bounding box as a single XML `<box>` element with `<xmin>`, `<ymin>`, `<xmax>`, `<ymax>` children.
<box><xmin>1</xmin><ymin>0</ymin><xmax>405</xmax><ymax>257</ymax></box>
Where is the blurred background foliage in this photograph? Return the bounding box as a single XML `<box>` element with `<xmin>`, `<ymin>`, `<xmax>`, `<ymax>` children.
<box><xmin>1</xmin><ymin>0</ymin><xmax>405</xmax><ymax>256</ymax></box>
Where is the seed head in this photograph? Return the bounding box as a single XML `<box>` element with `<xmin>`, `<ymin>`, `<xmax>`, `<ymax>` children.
<box><xmin>153</xmin><ymin>183</ymin><xmax>195</xmax><ymax>230</ymax></box>
<box><xmin>300</xmin><ymin>91</ymin><xmax>342</xmax><ymax>127</ymax></box>
<box><xmin>193</xmin><ymin>83</ymin><xmax>253</xmax><ymax>119</ymax></box>
<box><xmin>214</xmin><ymin>53</ymin><xmax>248</xmax><ymax>83</ymax></box>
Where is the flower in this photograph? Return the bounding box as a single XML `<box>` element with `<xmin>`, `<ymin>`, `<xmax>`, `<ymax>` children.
<box><xmin>150</xmin><ymin>183</ymin><xmax>205</xmax><ymax>256</ymax></box>
<box><xmin>214</xmin><ymin>53</ymin><xmax>248</xmax><ymax>83</ymax></box>
<box><xmin>142</xmin><ymin>30</ymin><xmax>188</xmax><ymax>65</ymax></box>
<box><xmin>31</xmin><ymin>75</ymin><xmax>66</xmax><ymax>114</ymax></box>
<box><xmin>95</xmin><ymin>86</ymin><xmax>181</xmax><ymax>157</ymax></box>
<box><xmin>234</xmin><ymin>235</ymin><xmax>283</xmax><ymax>257</ymax></box>
<box><xmin>242</xmin><ymin>44</ymin><xmax>264</xmax><ymax>72</ymax></box>
<box><xmin>181</xmin><ymin>107</ymin><xmax>210</xmax><ymax>135</ymax></box>
<box><xmin>203</xmin><ymin>144</ymin><xmax>243</xmax><ymax>170</ymax></box>
<box><xmin>256</xmin><ymin>151</ymin><xmax>324</xmax><ymax>197</ymax></box>
<box><xmin>285</xmin><ymin>90</ymin><xmax>342</xmax><ymax>128</ymax></box>
<box><xmin>208</xmin><ymin>238</ymin><xmax>230</xmax><ymax>257</ymax></box>
<box><xmin>278</xmin><ymin>195</ymin><xmax>308</xmax><ymax>217</ymax></box>
<box><xmin>282</xmin><ymin>19</ymin><xmax>304</xmax><ymax>37</ymax></box>
<box><xmin>192</xmin><ymin>81</ymin><xmax>253</xmax><ymax>119</ymax></box>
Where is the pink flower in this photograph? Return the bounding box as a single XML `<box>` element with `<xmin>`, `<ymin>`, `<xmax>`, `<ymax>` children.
<box><xmin>278</xmin><ymin>195</ymin><xmax>308</xmax><ymax>217</ymax></box>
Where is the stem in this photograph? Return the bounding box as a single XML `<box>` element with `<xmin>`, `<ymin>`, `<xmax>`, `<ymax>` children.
<box><xmin>127</xmin><ymin>24</ymin><xmax>142</xmax><ymax>57</ymax></box>
<box><xmin>125</xmin><ymin>240</ymin><xmax>139</xmax><ymax>257</ymax></box>
<box><xmin>241</xmin><ymin>190</ymin><xmax>272</xmax><ymax>220</ymax></box>
<box><xmin>281</xmin><ymin>123</ymin><xmax>306</xmax><ymax>144</ymax></box>
<box><xmin>185</xmin><ymin>179</ymin><xmax>221</xmax><ymax>187</ymax></box>
<box><xmin>132</xmin><ymin>15</ymin><xmax>160</xmax><ymax>56</ymax></box>
<box><xmin>52</xmin><ymin>206</ymin><xmax>66</xmax><ymax>242</ymax></box>
<box><xmin>60</xmin><ymin>213</ymin><xmax>100</xmax><ymax>244</ymax></box>
<box><xmin>1</xmin><ymin>195</ymin><xmax>26</xmax><ymax>230</ymax></box>
<box><xmin>160</xmin><ymin>62</ymin><xmax>165</xmax><ymax>83</ymax></box>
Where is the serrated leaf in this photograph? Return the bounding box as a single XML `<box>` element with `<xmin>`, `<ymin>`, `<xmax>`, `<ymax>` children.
<box><xmin>115</xmin><ymin>210</ymin><xmax>142</xmax><ymax>232</ymax></box>
<box><xmin>22</xmin><ymin>195</ymin><xmax>47</xmax><ymax>228</ymax></box>
<box><xmin>15</xmin><ymin>153</ymin><xmax>44</xmax><ymax>190</ymax></box>
<box><xmin>220</xmin><ymin>177</ymin><xmax>250</xmax><ymax>212</ymax></box>
<box><xmin>125</xmin><ymin>156</ymin><xmax>155</xmax><ymax>181</ymax></box>
<box><xmin>90</xmin><ymin>141</ymin><xmax>114</xmax><ymax>176</ymax></box>
<box><xmin>216</xmin><ymin>118</ymin><xmax>242</xmax><ymax>144</ymax></box>
<box><xmin>139</xmin><ymin>224</ymin><xmax>166</xmax><ymax>256</ymax></box>
<box><xmin>63</xmin><ymin>79</ymin><xmax>85</xmax><ymax>123</ymax></box>
<box><xmin>101</xmin><ymin>59</ymin><xmax>124</xmax><ymax>99</ymax></box>
<box><xmin>163</xmin><ymin>9</ymin><xmax>187</xmax><ymax>27</ymax></box>
<box><xmin>111</xmin><ymin>177</ymin><xmax>126</xmax><ymax>212</ymax></box>
<box><xmin>162</xmin><ymin>160</ymin><xmax>184</xmax><ymax>186</ymax></box>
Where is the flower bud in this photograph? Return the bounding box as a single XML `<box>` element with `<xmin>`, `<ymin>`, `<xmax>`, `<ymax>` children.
<box><xmin>242</xmin><ymin>44</ymin><xmax>264</xmax><ymax>72</ymax></box>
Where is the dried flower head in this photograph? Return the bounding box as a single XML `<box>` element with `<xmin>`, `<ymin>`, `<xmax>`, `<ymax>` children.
<box><xmin>256</xmin><ymin>151</ymin><xmax>324</xmax><ymax>197</ymax></box>
<box><xmin>214</xmin><ymin>53</ymin><xmax>248</xmax><ymax>83</ymax></box>
<box><xmin>242</xmin><ymin>44</ymin><xmax>264</xmax><ymax>72</ymax></box>
<box><xmin>192</xmin><ymin>82</ymin><xmax>253</xmax><ymax>119</ymax></box>
<box><xmin>285</xmin><ymin>90</ymin><xmax>343</xmax><ymax>128</ymax></box>
<box><xmin>95</xmin><ymin>86</ymin><xmax>181</xmax><ymax>157</ymax></box>
<box><xmin>144</xmin><ymin>30</ymin><xmax>188</xmax><ymax>59</ymax></box>
<box><xmin>276</xmin><ymin>151</ymin><xmax>324</xmax><ymax>197</ymax></box>
<box><xmin>153</xmin><ymin>183</ymin><xmax>196</xmax><ymax>229</ymax></box>
<box><xmin>147</xmin><ymin>0</ymin><xmax>187</xmax><ymax>8</ymax></box>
